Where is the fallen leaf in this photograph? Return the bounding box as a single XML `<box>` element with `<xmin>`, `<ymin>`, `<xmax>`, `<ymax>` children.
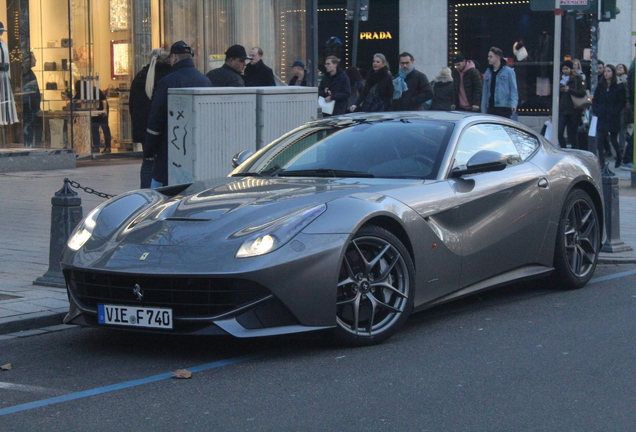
<box><xmin>1</xmin><ymin>363</ymin><xmax>12</xmax><ymax>371</ymax></box>
<box><xmin>173</xmin><ymin>369</ymin><xmax>192</xmax><ymax>379</ymax></box>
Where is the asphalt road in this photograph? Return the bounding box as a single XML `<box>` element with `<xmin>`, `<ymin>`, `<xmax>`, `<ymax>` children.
<box><xmin>1</xmin><ymin>264</ymin><xmax>636</xmax><ymax>431</ymax></box>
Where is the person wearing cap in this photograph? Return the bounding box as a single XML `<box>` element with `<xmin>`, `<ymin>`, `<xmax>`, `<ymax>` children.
<box><xmin>244</xmin><ymin>47</ymin><xmax>276</xmax><ymax>87</ymax></box>
<box><xmin>206</xmin><ymin>45</ymin><xmax>251</xmax><ymax>87</ymax></box>
<box><xmin>0</xmin><ymin>22</ymin><xmax>18</xmax><ymax>127</ymax></box>
<box><xmin>145</xmin><ymin>41</ymin><xmax>212</xmax><ymax>188</ymax></box>
<box><xmin>288</xmin><ymin>60</ymin><xmax>307</xmax><ymax>86</ymax></box>
<box><xmin>390</xmin><ymin>52</ymin><xmax>432</xmax><ymax>111</ymax></box>
<box><xmin>451</xmin><ymin>53</ymin><xmax>482</xmax><ymax>112</ymax></box>
<box><xmin>557</xmin><ymin>60</ymin><xmax>586</xmax><ymax>150</ymax></box>
<box><xmin>130</xmin><ymin>48</ymin><xmax>172</xmax><ymax>188</ymax></box>
<box><xmin>481</xmin><ymin>46</ymin><xmax>518</xmax><ymax>118</ymax></box>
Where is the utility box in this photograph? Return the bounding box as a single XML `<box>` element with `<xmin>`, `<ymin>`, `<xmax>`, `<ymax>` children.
<box><xmin>254</xmin><ymin>87</ymin><xmax>319</xmax><ymax>149</ymax></box>
<box><xmin>168</xmin><ymin>87</ymin><xmax>257</xmax><ymax>185</ymax></box>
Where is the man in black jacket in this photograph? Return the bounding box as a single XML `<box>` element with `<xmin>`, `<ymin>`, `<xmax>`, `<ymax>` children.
<box><xmin>206</xmin><ymin>45</ymin><xmax>252</xmax><ymax>87</ymax></box>
<box><xmin>244</xmin><ymin>47</ymin><xmax>276</xmax><ymax>86</ymax></box>
<box><xmin>145</xmin><ymin>41</ymin><xmax>212</xmax><ymax>187</ymax></box>
<box><xmin>318</xmin><ymin>56</ymin><xmax>351</xmax><ymax>116</ymax></box>
<box><xmin>451</xmin><ymin>53</ymin><xmax>482</xmax><ymax>112</ymax></box>
<box><xmin>390</xmin><ymin>52</ymin><xmax>433</xmax><ymax>111</ymax></box>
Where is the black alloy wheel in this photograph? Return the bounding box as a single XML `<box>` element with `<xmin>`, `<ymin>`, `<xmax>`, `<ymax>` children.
<box><xmin>334</xmin><ymin>225</ymin><xmax>414</xmax><ymax>346</ymax></box>
<box><xmin>552</xmin><ymin>189</ymin><xmax>600</xmax><ymax>289</ymax></box>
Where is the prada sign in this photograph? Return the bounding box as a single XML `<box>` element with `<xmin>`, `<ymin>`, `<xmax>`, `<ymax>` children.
<box><xmin>359</xmin><ymin>32</ymin><xmax>393</xmax><ymax>40</ymax></box>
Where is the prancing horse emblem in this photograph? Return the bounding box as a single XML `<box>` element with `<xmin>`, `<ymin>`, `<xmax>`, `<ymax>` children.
<box><xmin>132</xmin><ymin>284</ymin><xmax>144</xmax><ymax>301</ymax></box>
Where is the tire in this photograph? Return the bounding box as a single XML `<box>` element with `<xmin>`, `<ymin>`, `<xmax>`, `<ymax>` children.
<box><xmin>552</xmin><ymin>189</ymin><xmax>600</xmax><ymax>289</ymax></box>
<box><xmin>333</xmin><ymin>225</ymin><xmax>414</xmax><ymax>346</ymax></box>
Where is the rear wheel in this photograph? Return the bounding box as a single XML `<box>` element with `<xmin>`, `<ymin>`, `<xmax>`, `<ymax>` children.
<box><xmin>552</xmin><ymin>189</ymin><xmax>600</xmax><ymax>289</ymax></box>
<box><xmin>334</xmin><ymin>225</ymin><xmax>414</xmax><ymax>346</ymax></box>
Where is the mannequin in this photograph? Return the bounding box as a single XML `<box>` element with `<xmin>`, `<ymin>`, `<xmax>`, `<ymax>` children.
<box><xmin>0</xmin><ymin>22</ymin><xmax>18</xmax><ymax>127</ymax></box>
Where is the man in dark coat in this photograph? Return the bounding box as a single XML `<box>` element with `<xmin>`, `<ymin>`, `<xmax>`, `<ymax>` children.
<box><xmin>206</xmin><ymin>45</ymin><xmax>252</xmax><ymax>87</ymax></box>
<box><xmin>244</xmin><ymin>47</ymin><xmax>276</xmax><ymax>86</ymax></box>
<box><xmin>145</xmin><ymin>41</ymin><xmax>212</xmax><ymax>187</ymax></box>
<box><xmin>452</xmin><ymin>53</ymin><xmax>482</xmax><ymax>112</ymax></box>
<box><xmin>390</xmin><ymin>52</ymin><xmax>433</xmax><ymax>111</ymax></box>
<box><xmin>318</xmin><ymin>56</ymin><xmax>351</xmax><ymax>116</ymax></box>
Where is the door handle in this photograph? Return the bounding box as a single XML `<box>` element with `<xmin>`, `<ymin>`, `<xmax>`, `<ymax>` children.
<box><xmin>538</xmin><ymin>178</ymin><xmax>549</xmax><ymax>188</ymax></box>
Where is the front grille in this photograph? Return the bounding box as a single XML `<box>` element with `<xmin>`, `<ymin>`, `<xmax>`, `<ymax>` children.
<box><xmin>65</xmin><ymin>270</ymin><xmax>271</xmax><ymax>318</ymax></box>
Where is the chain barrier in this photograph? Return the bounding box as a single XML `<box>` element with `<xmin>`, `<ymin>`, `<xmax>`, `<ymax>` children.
<box><xmin>64</xmin><ymin>178</ymin><xmax>115</xmax><ymax>199</ymax></box>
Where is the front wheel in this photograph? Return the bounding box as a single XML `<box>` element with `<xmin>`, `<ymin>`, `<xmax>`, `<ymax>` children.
<box><xmin>552</xmin><ymin>189</ymin><xmax>600</xmax><ymax>289</ymax></box>
<box><xmin>334</xmin><ymin>225</ymin><xmax>414</xmax><ymax>346</ymax></box>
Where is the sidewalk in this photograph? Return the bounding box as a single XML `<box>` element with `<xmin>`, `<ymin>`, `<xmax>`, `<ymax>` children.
<box><xmin>1</xmin><ymin>158</ymin><xmax>635</xmax><ymax>337</ymax></box>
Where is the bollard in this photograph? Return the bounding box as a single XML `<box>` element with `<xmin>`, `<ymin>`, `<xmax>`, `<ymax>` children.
<box><xmin>34</xmin><ymin>180</ymin><xmax>83</xmax><ymax>287</ymax></box>
<box><xmin>601</xmin><ymin>173</ymin><xmax>632</xmax><ymax>253</ymax></box>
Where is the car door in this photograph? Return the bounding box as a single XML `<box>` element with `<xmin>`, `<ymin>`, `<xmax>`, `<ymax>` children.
<box><xmin>449</xmin><ymin>122</ymin><xmax>553</xmax><ymax>289</ymax></box>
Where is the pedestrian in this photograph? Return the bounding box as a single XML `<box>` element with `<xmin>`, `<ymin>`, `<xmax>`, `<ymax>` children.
<box><xmin>73</xmin><ymin>80</ymin><xmax>111</xmax><ymax>153</ymax></box>
<box><xmin>145</xmin><ymin>41</ymin><xmax>212</xmax><ymax>188</ymax></box>
<box><xmin>621</xmin><ymin>57</ymin><xmax>635</xmax><ymax>170</ymax></box>
<box><xmin>390</xmin><ymin>52</ymin><xmax>433</xmax><ymax>111</ymax></box>
<box><xmin>481</xmin><ymin>46</ymin><xmax>518</xmax><ymax>118</ymax></box>
<box><xmin>22</xmin><ymin>51</ymin><xmax>41</xmax><ymax>147</ymax></box>
<box><xmin>0</xmin><ymin>22</ymin><xmax>18</xmax><ymax>127</ymax></box>
<box><xmin>288</xmin><ymin>60</ymin><xmax>307</xmax><ymax>86</ymax></box>
<box><xmin>430</xmin><ymin>67</ymin><xmax>454</xmax><ymax>111</ymax></box>
<box><xmin>616</xmin><ymin>63</ymin><xmax>631</xmax><ymax>159</ymax></box>
<box><xmin>244</xmin><ymin>47</ymin><xmax>276</xmax><ymax>86</ymax></box>
<box><xmin>130</xmin><ymin>48</ymin><xmax>172</xmax><ymax>188</ymax></box>
<box><xmin>346</xmin><ymin>66</ymin><xmax>365</xmax><ymax>107</ymax></box>
<box><xmin>593</xmin><ymin>64</ymin><xmax>626</xmax><ymax>168</ymax></box>
<box><xmin>318</xmin><ymin>56</ymin><xmax>351</xmax><ymax>116</ymax></box>
<box><xmin>452</xmin><ymin>53</ymin><xmax>482</xmax><ymax>112</ymax></box>
<box><xmin>206</xmin><ymin>45</ymin><xmax>251</xmax><ymax>87</ymax></box>
<box><xmin>350</xmin><ymin>53</ymin><xmax>393</xmax><ymax>113</ymax></box>
<box><xmin>557</xmin><ymin>60</ymin><xmax>586</xmax><ymax>149</ymax></box>
<box><xmin>572</xmin><ymin>58</ymin><xmax>588</xmax><ymax>89</ymax></box>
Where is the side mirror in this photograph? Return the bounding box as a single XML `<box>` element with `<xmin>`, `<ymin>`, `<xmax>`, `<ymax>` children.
<box><xmin>450</xmin><ymin>150</ymin><xmax>507</xmax><ymax>178</ymax></box>
<box><xmin>232</xmin><ymin>150</ymin><xmax>254</xmax><ymax>168</ymax></box>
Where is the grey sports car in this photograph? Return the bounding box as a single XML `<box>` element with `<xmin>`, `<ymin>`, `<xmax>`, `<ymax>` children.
<box><xmin>61</xmin><ymin>112</ymin><xmax>603</xmax><ymax>346</ymax></box>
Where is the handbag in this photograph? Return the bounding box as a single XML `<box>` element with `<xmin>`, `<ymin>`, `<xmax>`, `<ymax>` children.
<box><xmin>44</xmin><ymin>62</ymin><xmax>57</xmax><ymax>71</ymax></box>
<box><xmin>360</xmin><ymin>84</ymin><xmax>386</xmax><ymax>112</ymax></box>
<box><xmin>45</xmin><ymin>73</ymin><xmax>58</xmax><ymax>90</ymax></box>
<box><xmin>571</xmin><ymin>90</ymin><xmax>592</xmax><ymax>110</ymax></box>
<box><xmin>318</xmin><ymin>96</ymin><xmax>335</xmax><ymax>115</ymax></box>
<box><xmin>61</xmin><ymin>38</ymin><xmax>73</xmax><ymax>48</ymax></box>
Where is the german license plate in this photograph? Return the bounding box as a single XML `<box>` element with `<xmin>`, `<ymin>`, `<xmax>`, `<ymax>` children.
<box><xmin>98</xmin><ymin>304</ymin><xmax>173</xmax><ymax>329</ymax></box>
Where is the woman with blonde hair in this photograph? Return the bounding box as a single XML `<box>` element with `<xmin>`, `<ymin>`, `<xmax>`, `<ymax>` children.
<box><xmin>130</xmin><ymin>48</ymin><xmax>172</xmax><ymax>188</ymax></box>
<box><xmin>350</xmin><ymin>53</ymin><xmax>394</xmax><ymax>112</ymax></box>
<box><xmin>431</xmin><ymin>67</ymin><xmax>454</xmax><ymax>111</ymax></box>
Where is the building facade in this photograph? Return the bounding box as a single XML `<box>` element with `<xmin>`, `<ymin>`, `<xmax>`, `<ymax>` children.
<box><xmin>0</xmin><ymin>0</ymin><xmax>634</xmax><ymax>153</ymax></box>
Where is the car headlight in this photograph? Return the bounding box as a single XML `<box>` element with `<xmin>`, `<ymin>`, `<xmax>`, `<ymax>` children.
<box><xmin>67</xmin><ymin>206</ymin><xmax>102</xmax><ymax>251</ymax></box>
<box><xmin>234</xmin><ymin>204</ymin><xmax>327</xmax><ymax>258</ymax></box>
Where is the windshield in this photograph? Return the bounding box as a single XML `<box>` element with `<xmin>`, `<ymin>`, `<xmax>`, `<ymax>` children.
<box><xmin>232</xmin><ymin>118</ymin><xmax>454</xmax><ymax>180</ymax></box>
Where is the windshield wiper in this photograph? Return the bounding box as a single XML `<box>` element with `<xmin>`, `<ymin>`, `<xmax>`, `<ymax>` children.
<box><xmin>277</xmin><ymin>169</ymin><xmax>374</xmax><ymax>178</ymax></box>
<box><xmin>231</xmin><ymin>172</ymin><xmax>265</xmax><ymax>177</ymax></box>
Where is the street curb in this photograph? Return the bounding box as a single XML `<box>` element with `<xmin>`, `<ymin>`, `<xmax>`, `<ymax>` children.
<box><xmin>598</xmin><ymin>257</ymin><xmax>636</xmax><ymax>265</ymax></box>
<box><xmin>0</xmin><ymin>311</ymin><xmax>66</xmax><ymax>336</ymax></box>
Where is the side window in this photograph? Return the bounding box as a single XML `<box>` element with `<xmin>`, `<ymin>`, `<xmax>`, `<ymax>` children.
<box><xmin>455</xmin><ymin>123</ymin><xmax>522</xmax><ymax>169</ymax></box>
<box><xmin>502</xmin><ymin>126</ymin><xmax>540</xmax><ymax>160</ymax></box>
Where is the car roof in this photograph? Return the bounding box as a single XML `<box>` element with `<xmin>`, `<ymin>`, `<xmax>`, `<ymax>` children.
<box><xmin>311</xmin><ymin>111</ymin><xmax>540</xmax><ymax>138</ymax></box>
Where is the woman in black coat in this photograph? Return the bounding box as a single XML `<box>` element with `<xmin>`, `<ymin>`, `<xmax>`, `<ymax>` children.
<box><xmin>593</xmin><ymin>64</ymin><xmax>626</xmax><ymax>168</ymax></box>
<box><xmin>557</xmin><ymin>60</ymin><xmax>586</xmax><ymax>150</ymax></box>
<box><xmin>129</xmin><ymin>49</ymin><xmax>172</xmax><ymax>188</ymax></box>
<box><xmin>430</xmin><ymin>67</ymin><xmax>454</xmax><ymax>111</ymax></box>
<box><xmin>350</xmin><ymin>54</ymin><xmax>394</xmax><ymax>113</ymax></box>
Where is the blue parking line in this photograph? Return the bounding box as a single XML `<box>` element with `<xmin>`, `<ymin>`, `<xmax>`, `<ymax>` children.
<box><xmin>589</xmin><ymin>268</ymin><xmax>636</xmax><ymax>285</ymax></box>
<box><xmin>0</xmin><ymin>353</ymin><xmax>264</xmax><ymax>417</ymax></box>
